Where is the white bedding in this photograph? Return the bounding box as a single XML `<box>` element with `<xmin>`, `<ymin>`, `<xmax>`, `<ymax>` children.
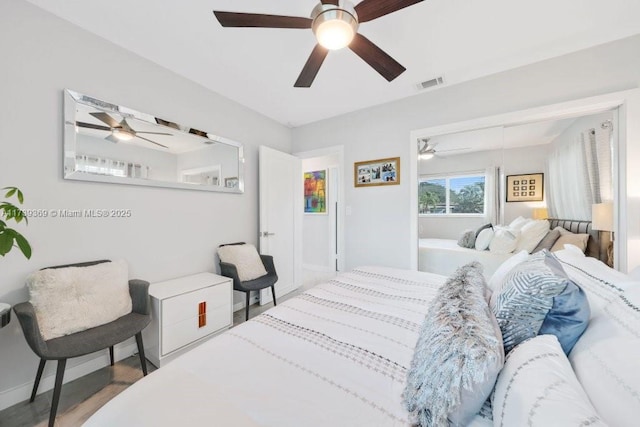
<box><xmin>86</xmin><ymin>266</ymin><xmax>492</xmax><ymax>427</ymax></box>
<box><xmin>419</xmin><ymin>238</ymin><xmax>513</xmax><ymax>278</ymax></box>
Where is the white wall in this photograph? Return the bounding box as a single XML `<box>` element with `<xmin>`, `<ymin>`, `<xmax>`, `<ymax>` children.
<box><xmin>418</xmin><ymin>144</ymin><xmax>552</xmax><ymax>239</ymax></box>
<box><xmin>302</xmin><ymin>155</ymin><xmax>339</xmax><ymax>270</ymax></box>
<box><xmin>292</xmin><ymin>34</ymin><xmax>640</xmax><ymax>270</ymax></box>
<box><xmin>0</xmin><ymin>0</ymin><xmax>291</xmax><ymax>410</ymax></box>
<box><xmin>177</xmin><ymin>143</ymin><xmax>239</xmax><ymax>185</ymax></box>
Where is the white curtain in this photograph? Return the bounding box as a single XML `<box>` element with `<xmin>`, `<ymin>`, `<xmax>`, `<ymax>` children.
<box><xmin>485</xmin><ymin>166</ymin><xmax>501</xmax><ymax>224</ymax></box>
<box><xmin>547</xmin><ymin>123</ymin><xmax>613</xmax><ymax>220</ymax></box>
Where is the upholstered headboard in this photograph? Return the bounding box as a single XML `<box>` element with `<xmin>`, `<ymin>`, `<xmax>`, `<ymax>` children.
<box><xmin>547</xmin><ymin>218</ymin><xmax>604</xmax><ymax>262</ymax></box>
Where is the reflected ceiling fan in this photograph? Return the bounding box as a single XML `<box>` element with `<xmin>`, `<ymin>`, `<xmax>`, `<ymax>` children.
<box><xmin>74</xmin><ymin>112</ymin><xmax>171</xmax><ymax>148</ymax></box>
<box><xmin>213</xmin><ymin>0</ymin><xmax>424</xmax><ymax>87</ymax></box>
<box><xmin>418</xmin><ymin>138</ymin><xmax>471</xmax><ymax>160</ymax></box>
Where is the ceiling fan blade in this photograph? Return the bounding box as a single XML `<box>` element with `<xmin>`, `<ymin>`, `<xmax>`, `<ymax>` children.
<box><xmin>294</xmin><ymin>45</ymin><xmax>329</xmax><ymax>88</ymax></box>
<box><xmin>348</xmin><ymin>33</ymin><xmax>406</xmax><ymax>81</ymax></box>
<box><xmin>213</xmin><ymin>11</ymin><xmax>311</xmax><ymax>29</ymax></box>
<box><xmin>90</xmin><ymin>112</ymin><xmax>121</xmax><ymax>128</ymax></box>
<box><xmin>136</xmin><ymin>131</ymin><xmax>173</xmax><ymax>136</ymax></box>
<box><xmin>321</xmin><ymin>0</ymin><xmax>340</xmax><ymax>5</ymax></box>
<box><xmin>355</xmin><ymin>0</ymin><xmax>424</xmax><ymax>23</ymax></box>
<box><xmin>135</xmin><ymin>135</ymin><xmax>169</xmax><ymax>149</ymax></box>
<box><xmin>105</xmin><ymin>134</ymin><xmax>119</xmax><ymax>143</ymax></box>
<box><xmin>75</xmin><ymin>121</ymin><xmax>112</xmax><ymax>132</ymax></box>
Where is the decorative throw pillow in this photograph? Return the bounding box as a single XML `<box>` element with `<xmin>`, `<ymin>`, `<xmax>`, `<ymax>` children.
<box><xmin>487</xmin><ymin>250</ymin><xmax>529</xmax><ymax>294</ymax></box>
<box><xmin>515</xmin><ymin>219</ymin><xmax>550</xmax><ymax>253</ymax></box>
<box><xmin>403</xmin><ymin>262</ymin><xmax>504</xmax><ymax>427</ymax></box>
<box><xmin>568</xmin><ymin>289</ymin><xmax>640</xmax><ymax>427</ymax></box>
<box><xmin>27</xmin><ymin>260</ymin><xmax>132</xmax><ymax>341</ymax></box>
<box><xmin>489</xmin><ymin>227</ymin><xmax>520</xmax><ymax>254</ymax></box>
<box><xmin>474</xmin><ymin>223</ymin><xmax>493</xmax><ymax>238</ymax></box>
<box><xmin>217</xmin><ymin>244</ymin><xmax>268</xmax><ymax>282</ymax></box>
<box><xmin>457</xmin><ymin>229</ymin><xmax>476</xmax><ymax>249</ymax></box>
<box><xmin>475</xmin><ymin>228</ymin><xmax>494</xmax><ymax>251</ymax></box>
<box><xmin>492</xmin><ymin>251</ymin><xmax>590</xmax><ymax>354</ymax></box>
<box><xmin>532</xmin><ymin>228</ymin><xmax>561</xmax><ymax>253</ymax></box>
<box><xmin>550</xmin><ymin>227</ymin><xmax>589</xmax><ymax>253</ymax></box>
<box><xmin>508</xmin><ymin>216</ymin><xmax>530</xmax><ymax>230</ymax></box>
<box><xmin>493</xmin><ymin>335</ymin><xmax>606</xmax><ymax>427</ymax></box>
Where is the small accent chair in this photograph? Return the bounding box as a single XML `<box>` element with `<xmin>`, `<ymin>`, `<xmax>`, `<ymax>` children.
<box><xmin>218</xmin><ymin>243</ymin><xmax>278</xmax><ymax>321</ymax></box>
<box><xmin>13</xmin><ymin>260</ymin><xmax>151</xmax><ymax>427</ymax></box>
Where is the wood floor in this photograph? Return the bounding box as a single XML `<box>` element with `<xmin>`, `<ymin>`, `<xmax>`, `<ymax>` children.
<box><xmin>0</xmin><ymin>269</ymin><xmax>333</xmax><ymax>427</ymax></box>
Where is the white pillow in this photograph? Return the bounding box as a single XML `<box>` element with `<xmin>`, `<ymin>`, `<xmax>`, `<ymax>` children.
<box><xmin>493</xmin><ymin>335</ymin><xmax>606</xmax><ymax>427</ymax></box>
<box><xmin>489</xmin><ymin>227</ymin><xmax>520</xmax><ymax>254</ymax></box>
<box><xmin>508</xmin><ymin>216</ymin><xmax>530</xmax><ymax>230</ymax></box>
<box><xmin>218</xmin><ymin>244</ymin><xmax>268</xmax><ymax>282</ymax></box>
<box><xmin>28</xmin><ymin>260</ymin><xmax>132</xmax><ymax>341</ymax></box>
<box><xmin>515</xmin><ymin>219</ymin><xmax>550</xmax><ymax>253</ymax></box>
<box><xmin>569</xmin><ymin>290</ymin><xmax>640</xmax><ymax>426</ymax></box>
<box><xmin>487</xmin><ymin>250</ymin><xmax>529</xmax><ymax>294</ymax></box>
<box><xmin>475</xmin><ymin>228</ymin><xmax>494</xmax><ymax>251</ymax></box>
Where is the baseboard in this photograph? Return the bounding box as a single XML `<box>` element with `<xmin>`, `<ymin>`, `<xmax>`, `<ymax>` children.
<box><xmin>232</xmin><ymin>293</ymin><xmax>260</xmax><ymax>313</ymax></box>
<box><xmin>302</xmin><ymin>264</ymin><xmax>334</xmax><ymax>272</ymax></box>
<box><xmin>0</xmin><ymin>341</ymin><xmax>137</xmax><ymax>411</ymax></box>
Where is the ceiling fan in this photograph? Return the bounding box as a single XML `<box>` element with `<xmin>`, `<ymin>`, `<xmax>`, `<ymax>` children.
<box><xmin>418</xmin><ymin>138</ymin><xmax>471</xmax><ymax>160</ymax></box>
<box><xmin>213</xmin><ymin>0</ymin><xmax>424</xmax><ymax>87</ymax></box>
<box><xmin>75</xmin><ymin>112</ymin><xmax>171</xmax><ymax>149</ymax></box>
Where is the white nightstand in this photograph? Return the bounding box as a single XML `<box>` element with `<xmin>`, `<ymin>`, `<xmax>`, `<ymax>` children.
<box><xmin>144</xmin><ymin>272</ymin><xmax>233</xmax><ymax>367</ymax></box>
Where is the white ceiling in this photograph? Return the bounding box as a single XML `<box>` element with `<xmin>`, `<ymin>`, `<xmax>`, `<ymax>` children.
<box><xmin>26</xmin><ymin>0</ymin><xmax>640</xmax><ymax>127</ymax></box>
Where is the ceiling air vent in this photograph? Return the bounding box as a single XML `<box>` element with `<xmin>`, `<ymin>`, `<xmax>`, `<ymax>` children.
<box><xmin>417</xmin><ymin>76</ymin><xmax>445</xmax><ymax>91</ymax></box>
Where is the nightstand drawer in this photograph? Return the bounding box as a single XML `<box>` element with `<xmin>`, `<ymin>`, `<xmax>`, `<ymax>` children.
<box><xmin>162</xmin><ymin>283</ymin><xmax>230</xmax><ymax>327</ymax></box>
<box><xmin>161</xmin><ymin>304</ymin><xmax>231</xmax><ymax>355</ymax></box>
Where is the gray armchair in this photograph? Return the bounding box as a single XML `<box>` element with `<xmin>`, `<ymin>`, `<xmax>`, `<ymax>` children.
<box><xmin>219</xmin><ymin>243</ymin><xmax>278</xmax><ymax>321</ymax></box>
<box><xmin>13</xmin><ymin>260</ymin><xmax>151</xmax><ymax>427</ymax></box>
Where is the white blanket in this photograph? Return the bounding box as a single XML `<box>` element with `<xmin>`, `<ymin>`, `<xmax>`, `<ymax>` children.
<box><xmin>419</xmin><ymin>238</ymin><xmax>513</xmax><ymax>278</ymax></box>
<box><xmin>85</xmin><ymin>266</ymin><xmax>492</xmax><ymax>426</ymax></box>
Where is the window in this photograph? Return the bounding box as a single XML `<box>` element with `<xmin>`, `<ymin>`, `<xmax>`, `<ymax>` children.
<box><xmin>419</xmin><ymin>173</ymin><xmax>486</xmax><ymax>215</ymax></box>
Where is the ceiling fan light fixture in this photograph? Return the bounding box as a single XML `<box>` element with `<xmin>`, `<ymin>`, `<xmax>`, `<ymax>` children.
<box><xmin>112</xmin><ymin>128</ymin><xmax>134</xmax><ymax>141</ymax></box>
<box><xmin>312</xmin><ymin>2</ymin><xmax>358</xmax><ymax>50</ymax></box>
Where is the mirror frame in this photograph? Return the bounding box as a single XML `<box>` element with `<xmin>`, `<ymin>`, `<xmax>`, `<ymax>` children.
<box><xmin>63</xmin><ymin>89</ymin><xmax>245</xmax><ymax>193</ymax></box>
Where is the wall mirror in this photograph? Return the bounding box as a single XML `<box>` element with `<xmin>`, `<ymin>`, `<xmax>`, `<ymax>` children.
<box><xmin>64</xmin><ymin>89</ymin><xmax>244</xmax><ymax>193</ymax></box>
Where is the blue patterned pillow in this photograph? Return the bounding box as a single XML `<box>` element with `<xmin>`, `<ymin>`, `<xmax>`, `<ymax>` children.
<box><xmin>492</xmin><ymin>250</ymin><xmax>590</xmax><ymax>354</ymax></box>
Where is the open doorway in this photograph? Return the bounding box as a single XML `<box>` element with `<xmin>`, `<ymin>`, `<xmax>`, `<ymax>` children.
<box><xmin>295</xmin><ymin>146</ymin><xmax>345</xmax><ymax>288</ymax></box>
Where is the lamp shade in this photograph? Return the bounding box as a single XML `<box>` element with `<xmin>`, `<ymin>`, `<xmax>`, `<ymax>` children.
<box><xmin>592</xmin><ymin>202</ymin><xmax>614</xmax><ymax>231</ymax></box>
<box><xmin>532</xmin><ymin>207</ymin><xmax>548</xmax><ymax>220</ymax></box>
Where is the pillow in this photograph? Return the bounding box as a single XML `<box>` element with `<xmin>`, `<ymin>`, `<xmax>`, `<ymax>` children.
<box><xmin>403</xmin><ymin>262</ymin><xmax>504</xmax><ymax>427</ymax></box>
<box><xmin>493</xmin><ymin>335</ymin><xmax>606</xmax><ymax>427</ymax></box>
<box><xmin>487</xmin><ymin>250</ymin><xmax>529</xmax><ymax>294</ymax></box>
<box><xmin>457</xmin><ymin>229</ymin><xmax>476</xmax><ymax>249</ymax></box>
<box><xmin>515</xmin><ymin>219</ymin><xmax>550</xmax><ymax>253</ymax></box>
<box><xmin>551</xmin><ymin>227</ymin><xmax>589</xmax><ymax>253</ymax></box>
<box><xmin>474</xmin><ymin>223</ymin><xmax>493</xmax><ymax>238</ymax></box>
<box><xmin>508</xmin><ymin>216</ymin><xmax>530</xmax><ymax>230</ymax></box>
<box><xmin>217</xmin><ymin>244</ymin><xmax>267</xmax><ymax>282</ymax></box>
<box><xmin>568</xmin><ymin>289</ymin><xmax>640</xmax><ymax>427</ymax></box>
<box><xmin>492</xmin><ymin>251</ymin><xmax>590</xmax><ymax>354</ymax></box>
<box><xmin>27</xmin><ymin>260</ymin><xmax>132</xmax><ymax>341</ymax></box>
<box><xmin>532</xmin><ymin>228</ymin><xmax>561</xmax><ymax>253</ymax></box>
<box><xmin>475</xmin><ymin>228</ymin><xmax>494</xmax><ymax>251</ymax></box>
<box><xmin>489</xmin><ymin>227</ymin><xmax>520</xmax><ymax>254</ymax></box>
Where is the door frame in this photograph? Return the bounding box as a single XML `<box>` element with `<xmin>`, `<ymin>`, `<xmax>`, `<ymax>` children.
<box><xmin>294</xmin><ymin>145</ymin><xmax>346</xmax><ymax>272</ymax></box>
<box><xmin>409</xmin><ymin>89</ymin><xmax>640</xmax><ymax>273</ymax></box>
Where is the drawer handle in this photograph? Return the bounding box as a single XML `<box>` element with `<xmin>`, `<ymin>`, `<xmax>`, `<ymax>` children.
<box><xmin>198</xmin><ymin>301</ymin><xmax>206</xmax><ymax>328</ymax></box>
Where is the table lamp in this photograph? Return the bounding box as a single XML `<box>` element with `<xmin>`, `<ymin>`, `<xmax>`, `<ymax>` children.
<box><xmin>592</xmin><ymin>202</ymin><xmax>614</xmax><ymax>267</ymax></box>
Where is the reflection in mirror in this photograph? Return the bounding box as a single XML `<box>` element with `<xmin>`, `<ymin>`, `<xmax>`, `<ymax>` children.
<box><xmin>64</xmin><ymin>89</ymin><xmax>244</xmax><ymax>193</ymax></box>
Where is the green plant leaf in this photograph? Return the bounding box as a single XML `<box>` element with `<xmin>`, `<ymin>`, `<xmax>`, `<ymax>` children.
<box><xmin>15</xmin><ymin>233</ymin><xmax>32</xmax><ymax>259</ymax></box>
<box><xmin>4</xmin><ymin>188</ymin><xmax>16</xmax><ymax>199</ymax></box>
<box><xmin>17</xmin><ymin>189</ymin><xmax>24</xmax><ymax>204</ymax></box>
<box><xmin>0</xmin><ymin>232</ymin><xmax>14</xmax><ymax>256</ymax></box>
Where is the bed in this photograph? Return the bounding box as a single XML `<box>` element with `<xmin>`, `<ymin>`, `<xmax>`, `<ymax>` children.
<box><xmin>84</xmin><ymin>249</ymin><xmax>639</xmax><ymax>426</ymax></box>
<box><xmin>419</xmin><ymin>218</ymin><xmax>604</xmax><ymax>278</ymax></box>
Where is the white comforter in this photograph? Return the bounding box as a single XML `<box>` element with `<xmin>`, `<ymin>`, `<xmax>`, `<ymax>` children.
<box><xmin>86</xmin><ymin>266</ymin><xmax>488</xmax><ymax>427</ymax></box>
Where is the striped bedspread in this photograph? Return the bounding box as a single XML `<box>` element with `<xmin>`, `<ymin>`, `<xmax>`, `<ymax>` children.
<box><xmin>85</xmin><ymin>266</ymin><xmax>474</xmax><ymax>427</ymax></box>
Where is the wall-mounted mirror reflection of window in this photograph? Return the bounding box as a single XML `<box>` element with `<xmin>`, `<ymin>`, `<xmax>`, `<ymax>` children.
<box><xmin>63</xmin><ymin>89</ymin><xmax>245</xmax><ymax>193</ymax></box>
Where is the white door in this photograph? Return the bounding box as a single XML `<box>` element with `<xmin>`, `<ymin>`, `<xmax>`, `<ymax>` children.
<box><xmin>259</xmin><ymin>146</ymin><xmax>302</xmax><ymax>304</ymax></box>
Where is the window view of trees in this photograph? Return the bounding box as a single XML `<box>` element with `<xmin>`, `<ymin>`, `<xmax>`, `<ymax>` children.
<box><xmin>419</xmin><ymin>175</ymin><xmax>485</xmax><ymax>214</ymax></box>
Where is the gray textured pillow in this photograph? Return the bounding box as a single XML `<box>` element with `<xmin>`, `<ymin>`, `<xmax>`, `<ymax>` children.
<box><xmin>457</xmin><ymin>229</ymin><xmax>476</xmax><ymax>248</ymax></box>
<box><xmin>403</xmin><ymin>262</ymin><xmax>504</xmax><ymax>426</ymax></box>
<box><xmin>532</xmin><ymin>228</ymin><xmax>561</xmax><ymax>253</ymax></box>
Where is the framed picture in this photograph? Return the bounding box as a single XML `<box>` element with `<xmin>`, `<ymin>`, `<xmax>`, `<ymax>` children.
<box><xmin>224</xmin><ymin>177</ymin><xmax>239</xmax><ymax>188</ymax></box>
<box><xmin>354</xmin><ymin>157</ymin><xmax>400</xmax><ymax>187</ymax></box>
<box><xmin>506</xmin><ymin>173</ymin><xmax>544</xmax><ymax>202</ymax></box>
<box><xmin>304</xmin><ymin>170</ymin><xmax>327</xmax><ymax>214</ymax></box>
